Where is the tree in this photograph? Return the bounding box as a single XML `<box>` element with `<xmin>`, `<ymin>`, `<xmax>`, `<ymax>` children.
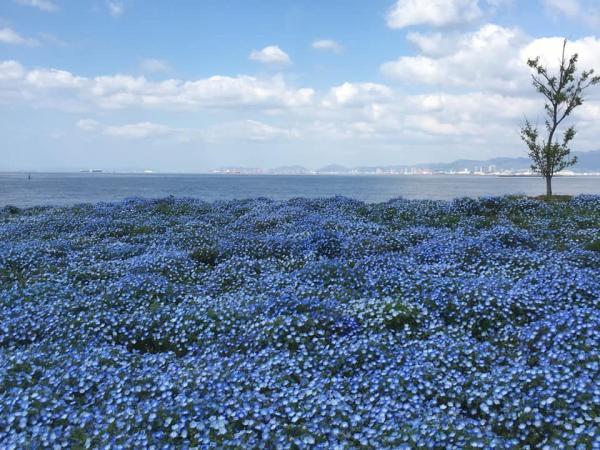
<box><xmin>521</xmin><ymin>39</ymin><xmax>600</xmax><ymax>196</ymax></box>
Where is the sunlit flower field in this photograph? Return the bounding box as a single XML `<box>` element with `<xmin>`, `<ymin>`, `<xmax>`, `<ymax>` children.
<box><xmin>1</xmin><ymin>196</ymin><xmax>599</xmax><ymax>449</ymax></box>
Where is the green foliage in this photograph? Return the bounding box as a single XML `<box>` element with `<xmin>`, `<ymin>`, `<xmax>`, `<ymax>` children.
<box><xmin>531</xmin><ymin>195</ymin><xmax>572</xmax><ymax>202</ymax></box>
<box><xmin>383</xmin><ymin>300</ymin><xmax>419</xmax><ymax>331</ymax></box>
<box><xmin>585</xmin><ymin>240</ymin><xmax>600</xmax><ymax>252</ymax></box>
<box><xmin>153</xmin><ymin>197</ymin><xmax>196</xmax><ymax>216</ymax></box>
<box><xmin>521</xmin><ymin>39</ymin><xmax>600</xmax><ymax>195</ymax></box>
<box><xmin>521</xmin><ymin>120</ymin><xmax>577</xmax><ymax>176</ymax></box>
<box><xmin>189</xmin><ymin>245</ymin><xmax>220</xmax><ymax>266</ymax></box>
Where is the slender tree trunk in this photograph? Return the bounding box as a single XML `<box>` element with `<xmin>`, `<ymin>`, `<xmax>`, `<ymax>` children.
<box><xmin>545</xmin><ymin>175</ymin><xmax>553</xmax><ymax>196</ymax></box>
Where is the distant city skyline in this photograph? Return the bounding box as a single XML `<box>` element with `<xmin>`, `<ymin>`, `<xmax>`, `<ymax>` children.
<box><xmin>32</xmin><ymin>149</ymin><xmax>600</xmax><ymax>177</ymax></box>
<box><xmin>1</xmin><ymin>0</ymin><xmax>600</xmax><ymax>171</ymax></box>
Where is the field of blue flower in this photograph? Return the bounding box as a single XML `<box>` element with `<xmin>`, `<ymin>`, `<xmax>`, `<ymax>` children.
<box><xmin>1</xmin><ymin>195</ymin><xmax>599</xmax><ymax>448</ymax></box>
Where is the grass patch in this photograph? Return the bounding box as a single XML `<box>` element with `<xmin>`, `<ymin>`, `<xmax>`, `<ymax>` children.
<box><xmin>530</xmin><ymin>195</ymin><xmax>573</xmax><ymax>202</ymax></box>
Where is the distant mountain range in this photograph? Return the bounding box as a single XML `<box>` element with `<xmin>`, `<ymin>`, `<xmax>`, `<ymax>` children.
<box><xmin>213</xmin><ymin>150</ymin><xmax>600</xmax><ymax>175</ymax></box>
<box><xmin>320</xmin><ymin>150</ymin><xmax>600</xmax><ymax>173</ymax></box>
<box><xmin>409</xmin><ymin>150</ymin><xmax>600</xmax><ymax>173</ymax></box>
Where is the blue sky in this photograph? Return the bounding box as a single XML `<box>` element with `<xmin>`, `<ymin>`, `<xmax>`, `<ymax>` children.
<box><xmin>1</xmin><ymin>0</ymin><xmax>600</xmax><ymax>171</ymax></box>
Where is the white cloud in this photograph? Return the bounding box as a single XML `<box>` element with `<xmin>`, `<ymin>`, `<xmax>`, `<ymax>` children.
<box><xmin>0</xmin><ymin>61</ymin><xmax>25</xmax><ymax>80</ymax></box>
<box><xmin>373</xmin><ymin>27</ymin><xmax>600</xmax><ymax>155</ymax></box>
<box><xmin>205</xmin><ymin>120</ymin><xmax>300</xmax><ymax>142</ymax></box>
<box><xmin>542</xmin><ymin>0</ymin><xmax>581</xmax><ymax>16</ymax></box>
<box><xmin>308</xmin><ymin>89</ymin><xmax>538</xmax><ymax>144</ymax></box>
<box><xmin>3</xmin><ymin>41</ymin><xmax>599</xmax><ymax>164</ymax></box>
<box><xmin>78</xmin><ymin>119</ymin><xmax>174</xmax><ymax>139</ymax></box>
<box><xmin>276</xmin><ymin>84</ymin><xmax>477</xmax><ymax>142</ymax></box>
<box><xmin>485</xmin><ymin>0</ymin><xmax>514</xmax><ymax>8</ymax></box>
<box><xmin>0</xmin><ymin>61</ymin><xmax>315</xmax><ymax>111</ymax></box>
<box><xmin>405</xmin><ymin>114</ymin><xmax>464</xmax><ymax>136</ymax></box>
<box><xmin>26</xmin><ymin>68</ymin><xmax>86</xmax><ymax>89</ymax></box>
<box><xmin>542</xmin><ymin>0</ymin><xmax>600</xmax><ymax>26</ymax></box>
<box><xmin>0</xmin><ymin>27</ymin><xmax>39</xmax><ymax>46</ymax></box>
<box><xmin>521</xmin><ymin>36</ymin><xmax>600</xmax><ymax>72</ymax></box>
<box><xmin>383</xmin><ymin>26</ymin><xmax>600</xmax><ymax>94</ymax></box>
<box><xmin>312</xmin><ymin>39</ymin><xmax>343</xmax><ymax>53</ymax></box>
<box><xmin>243</xmin><ymin>120</ymin><xmax>299</xmax><ymax>141</ymax></box>
<box><xmin>13</xmin><ymin>0</ymin><xmax>58</xmax><ymax>12</ymax></box>
<box><xmin>386</xmin><ymin>0</ymin><xmax>482</xmax><ymax>29</ymax></box>
<box><xmin>76</xmin><ymin>119</ymin><xmax>100</xmax><ymax>131</ymax></box>
<box><xmin>104</xmin><ymin>122</ymin><xmax>171</xmax><ymax>139</ymax></box>
<box><xmin>249</xmin><ymin>46</ymin><xmax>291</xmax><ymax>65</ymax></box>
<box><xmin>406</xmin><ymin>32</ymin><xmax>459</xmax><ymax>56</ymax></box>
<box><xmin>106</xmin><ymin>0</ymin><xmax>124</xmax><ymax>17</ymax></box>
<box><xmin>382</xmin><ymin>24</ymin><xmax>530</xmax><ymax>92</ymax></box>
<box><xmin>139</xmin><ymin>58</ymin><xmax>172</xmax><ymax>74</ymax></box>
<box><xmin>77</xmin><ymin>118</ymin><xmax>299</xmax><ymax>143</ymax></box>
<box><xmin>323</xmin><ymin>82</ymin><xmax>393</xmax><ymax>107</ymax></box>
<box><xmin>0</xmin><ymin>61</ymin><xmax>26</xmax><ymax>103</ymax></box>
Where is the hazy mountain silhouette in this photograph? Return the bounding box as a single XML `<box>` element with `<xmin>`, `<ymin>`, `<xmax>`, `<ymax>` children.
<box><xmin>312</xmin><ymin>150</ymin><xmax>600</xmax><ymax>173</ymax></box>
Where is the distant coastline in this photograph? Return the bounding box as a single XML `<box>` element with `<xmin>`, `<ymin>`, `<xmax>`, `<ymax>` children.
<box><xmin>4</xmin><ymin>149</ymin><xmax>600</xmax><ymax>177</ymax></box>
<box><xmin>3</xmin><ymin>171</ymin><xmax>600</xmax><ymax>177</ymax></box>
<box><xmin>208</xmin><ymin>149</ymin><xmax>600</xmax><ymax>176</ymax></box>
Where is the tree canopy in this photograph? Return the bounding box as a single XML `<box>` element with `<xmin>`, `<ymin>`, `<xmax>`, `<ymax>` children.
<box><xmin>521</xmin><ymin>39</ymin><xmax>600</xmax><ymax>195</ymax></box>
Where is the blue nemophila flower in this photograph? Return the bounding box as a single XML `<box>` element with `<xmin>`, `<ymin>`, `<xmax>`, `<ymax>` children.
<box><xmin>0</xmin><ymin>195</ymin><xmax>599</xmax><ymax>448</ymax></box>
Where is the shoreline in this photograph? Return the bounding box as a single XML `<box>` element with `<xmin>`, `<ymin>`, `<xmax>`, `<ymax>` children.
<box><xmin>3</xmin><ymin>171</ymin><xmax>600</xmax><ymax>177</ymax></box>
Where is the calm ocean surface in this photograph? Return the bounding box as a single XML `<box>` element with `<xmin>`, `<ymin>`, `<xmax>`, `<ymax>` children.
<box><xmin>1</xmin><ymin>173</ymin><xmax>600</xmax><ymax>207</ymax></box>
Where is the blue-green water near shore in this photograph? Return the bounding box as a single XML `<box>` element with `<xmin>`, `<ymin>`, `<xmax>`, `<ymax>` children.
<box><xmin>1</xmin><ymin>172</ymin><xmax>600</xmax><ymax>207</ymax></box>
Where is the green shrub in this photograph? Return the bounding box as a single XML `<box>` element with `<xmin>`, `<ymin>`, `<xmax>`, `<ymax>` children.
<box><xmin>383</xmin><ymin>300</ymin><xmax>420</xmax><ymax>331</ymax></box>
<box><xmin>585</xmin><ymin>240</ymin><xmax>600</xmax><ymax>252</ymax></box>
<box><xmin>189</xmin><ymin>245</ymin><xmax>220</xmax><ymax>266</ymax></box>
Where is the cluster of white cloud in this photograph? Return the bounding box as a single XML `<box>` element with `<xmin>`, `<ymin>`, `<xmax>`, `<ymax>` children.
<box><xmin>382</xmin><ymin>24</ymin><xmax>528</xmax><ymax>92</ymax></box>
<box><xmin>77</xmin><ymin>119</ymin><xmax>174</xmax><ymax>139</ymax></box>
<box><xmin>4</xmin><ymin>0</ymin><xmax>600</xmax><ymax>165</ymax></box>
<box><xmin>0</xmin><ymin>27</ymin><xmax>39</xmax><ymax>46</ymax></box>
<box><xmin>386</xmin><ymin>0</ymin><xmax>600</xmax><ymax>30</ymax></box>
<box><xmin>378</xmin><ymin>2</ymin><xmax>600</xmax><ymax>155</ymax></box>
<box><xmin>323</xmin><ymin>82</ymin><xmax>392</xmax><ymax>108</ymax></box>
<box><xmin>3</xmin><ymin>34</ymin><xmax>599</xmax><ymax>156</ymax></box>
<box><xmin>382</xmin><ymin>24</ymin><xmax>600</xmax><ymax>95</ymax></box>
<box><xmin>0</xmin><ymin>27</ymin><xmax>65</xmax><ymax>48</ymax></box>
<box><xmin>76</xmin><ymin>117</ymin><xmax>299</xmax><ymax>144</ymax></box>
<box><xmin>0</xmin><ymin>61</ymin><xmax>315</xmax><ymax>111</ymax></box>
<box><xmin>542</xmin><ymin>0</ymin><xmax>600</xmax><ymax>26</ymax></box>
<box><xmin>386</xmin><ymin>0</ymin><xmax>483</xmax><ymax>29</ymax></box>
<box><xmin>203</xmin><ymin>120</ymin><xmax>300</xmax><ymax>143</ymax></box>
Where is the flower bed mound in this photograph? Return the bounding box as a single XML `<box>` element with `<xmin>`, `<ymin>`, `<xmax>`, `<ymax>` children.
<box><xmin>1</xmin><ymin>195</ymin><xmax>599</xmax><ymax>448</ymax></box>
